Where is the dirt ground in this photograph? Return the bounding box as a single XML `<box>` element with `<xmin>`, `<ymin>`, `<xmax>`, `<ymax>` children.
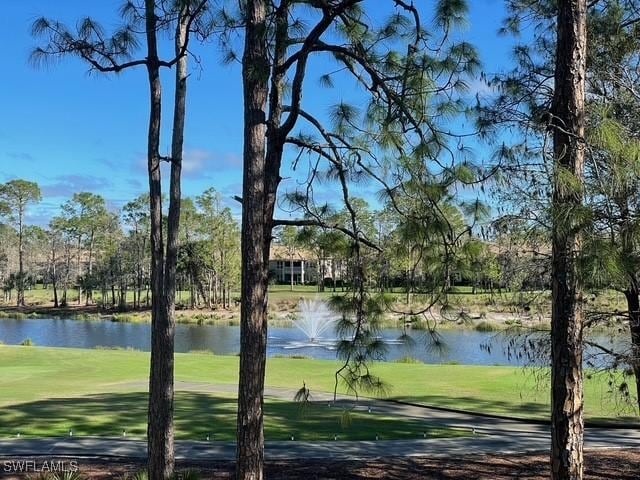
<box><xmin>1</xmin><ymin>449</ymin><xmax>638</xmax><ymax>479</ymax></box>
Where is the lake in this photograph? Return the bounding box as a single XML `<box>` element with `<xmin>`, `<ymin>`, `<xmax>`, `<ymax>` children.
<box><xmin>0</xmin><ymin>317</ymin><xmax>629</xmax><ymax>367</ymax></box>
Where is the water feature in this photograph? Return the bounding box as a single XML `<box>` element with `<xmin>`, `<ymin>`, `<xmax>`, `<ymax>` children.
<box><xmin>0</xmin><ymin>316</ymin><xmax>630</xmax><ymax>366</ymax></box>
<box><xmin>288</xmin><ymin>299</ymin><xmax>338</xmax><ymax>349</ymax></box>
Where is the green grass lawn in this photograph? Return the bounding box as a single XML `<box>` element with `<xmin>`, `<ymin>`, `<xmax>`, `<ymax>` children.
<box><xmin>0</xmin><ymin>346</ymin><xmax>637</xmax><ymax>441</ymax></box>
<box><xmin>0</xmin><ymin>391</ymin><xmax>463</xmax><ymax>441</ymax></box>
<box><xmin>1</xmin><ymin>285</ymin><xmax>337</xmax><ymax>313</ymax></box>
<box><xmin>0</xmin><ymin>346</ymin><xmax>469</xmax><ymax>441</ymax></box>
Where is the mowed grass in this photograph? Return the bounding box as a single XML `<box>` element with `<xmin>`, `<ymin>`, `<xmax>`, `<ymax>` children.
<box><xmin>0</xmin><ymin>346</ymin><xmax>637</xmax><ymax>440</ymax></box>
<box><xmin>3</xmin><ymin>284</ymin><xmax>387</xmax><ymax>306</ymax></box>
<box><xmin>0</xmin><ymin>391</ymin><xmax>464</xmax><ymax>441</ymax></box>
<box><xmin>2</xmin><ymin>285</ymin><xmax>329</xmax><ymax>307</ymax></box>
<box><xmin>0</xmin><ymin>346</ymin><xmax>468</xmax><ymax>440</ymax></box>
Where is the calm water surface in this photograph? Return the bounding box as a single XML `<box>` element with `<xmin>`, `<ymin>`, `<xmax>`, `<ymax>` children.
<box><xmin>0</xmin><ymin>317</ymin><xmax>628</xmax><ymax>366</ymax></box>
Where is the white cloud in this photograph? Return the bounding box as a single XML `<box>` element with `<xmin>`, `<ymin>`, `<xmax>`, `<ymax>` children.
<box><xmin>41</xmin><ymin>174</ymin><xmax>112</xmax><ymax>197</ymax></box>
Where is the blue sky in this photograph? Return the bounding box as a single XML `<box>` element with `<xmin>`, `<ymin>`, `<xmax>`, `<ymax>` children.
<box><xmin>0</xmin><ymin>0</ymin><xmax>514</xmax><ymax>226</ymax></box>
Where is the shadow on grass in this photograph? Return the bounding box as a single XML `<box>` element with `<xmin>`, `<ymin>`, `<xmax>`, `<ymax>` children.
<box><xmin>391</xmin><ymin>393</ymin><xmax>549</xmax><ymax>419</ymax></box>
<box><xmin>0</xmin><ymin>391</ymin><xmax>467</xmax><ymax>441</ymax></box>
<box><xmin>390</xmin><ymin>394</ymin><xmax>640</xmax><ymax>426</ymax></box>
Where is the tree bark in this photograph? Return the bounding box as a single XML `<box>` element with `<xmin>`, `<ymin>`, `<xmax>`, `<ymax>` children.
<box><xmin>62</xmin><ymin>246</ymin><xmax>70</xmax><ymax>307</ymax></box>
<box><xmin>86</xmin><ymin>231</ymin><xmax>94</xmax><ymax>305</ymax></box>
<box><xmin>146</xmin><ymin>4</ymin><xmax>189</xmax><ymax>479</ymax></box>
<box><xmin>77</xmin><ymin>235</ymin><xmax>82</xmax><ymax>306</ymax></box>
<box><xmin>550</xmin><ymin>1</ymin><xmax>587</xmax><ymax>479</ymax></box>
<box><xmin>236</xmin><ymin>2</ymin><xmax>270</xmax><ymax>478</ymax></box>
<box><xmin>51</xmin><ymin>240</ymin><xmax>58</xmax><ymax>308</ymax></box>
<box><xmin>145</xmin><ymin>0</ymin><xmax>171</xmax><ymax>477</ymax></box>
<box><xmin>289</xmin><ymin>254</ymin><xmax>293</xmax><ymax>290</ymax></box>
<box><xmin>119</xmin><ymin>282</ymin><xmax>127</xmax><ymax>311</ymax></box>
<box><xmin>617</xmin><ymin>197</ymin><xmax>640</xmax><ymax>413</ymax></box>
<box><xmin>17</xmin><ymin>207</ymin><xmax>24</xmax><ymax>307</ymax></box>
<box><xmin>235</xmin><ymin>1</ymin><xmax>355</xmax><ymax>477</ymax></box>
<box><xmin>624</xmin><ymin>288</ymin><xmax>640</xmax><ymax>412</ymax></box>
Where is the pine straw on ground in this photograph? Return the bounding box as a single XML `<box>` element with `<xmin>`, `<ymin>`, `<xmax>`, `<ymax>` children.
<box><xmin>1</xmin><ymin>449</ymin><xmax>638</xmax><ymax>479</ymax></box>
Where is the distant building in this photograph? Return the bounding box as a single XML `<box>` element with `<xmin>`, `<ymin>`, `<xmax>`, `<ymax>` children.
<box><xmin>268</xmin><ymin>245</ymin><xmax>344</xmax><ymax>285</ymax></box>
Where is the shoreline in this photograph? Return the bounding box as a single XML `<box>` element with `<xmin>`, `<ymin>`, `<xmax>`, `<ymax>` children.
<box><xmin>0</xmin><ymin>303</ymin><xmax>625</xmax><ymax>333</ymax></box>
<box><xmin>0</xmin><ymin>305</ymin><xmax>539</xmax><ymax>330</ymax></box>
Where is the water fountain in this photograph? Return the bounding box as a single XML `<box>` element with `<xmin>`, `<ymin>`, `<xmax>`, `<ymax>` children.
<box><xmin>282</xmin><ymin>298</ymin><xmax>338</xmax><ymax>349</ymax></box>
<box><xmin>293</xmin><ymin>298</ymin><xmax>338</xmax><ymax>342</ymax></box>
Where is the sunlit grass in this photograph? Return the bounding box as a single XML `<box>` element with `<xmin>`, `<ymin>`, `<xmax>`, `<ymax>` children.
<box><xmin>0</xmin><ymin>390</ymin><xmax>465</xmax><ymax>441</ymax></box>
<box><xmin>0</xmin><ymin>346</ymin><xmax>637</xmax><ymax>426</ymax></box>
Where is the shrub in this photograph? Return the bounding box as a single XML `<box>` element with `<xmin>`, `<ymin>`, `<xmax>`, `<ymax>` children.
<box><xmin>273</xmin><ymin>354</ymin><xmax>310</xmax><ymax>359</ymax></box>
<box><xmin>111</xmin><ymin>313</ymin><xmax>147</xmax><ymax>323</ymax></box>
<box><xmin>474</xmin><ymin>321</ymin><xmax>499</xmax><ymax>332</ymax></box>
<box><xmin>504</xmin><ymin>318</ymin><xmax>522</xmax><ymax>327</ymax></box>
<box><xmin>409</xmin><ymin>320</ymin><xmax>427</xmax><ymax>330</ymax></box>
<box><xmin>394</xmin><ymin>356</ymin><xmax>422</xmax><ymax>364</ymax></box>
<box><xmin>20</xmin><ymin>338</ymin><xmax>34</xmax><ymax>346</ymax></box>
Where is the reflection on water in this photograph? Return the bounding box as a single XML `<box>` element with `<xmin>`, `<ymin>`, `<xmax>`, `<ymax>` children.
<box><xmin>0</xmin><ymin>317</ymin><xmax>629</xmax><ymax>366</ymax></box>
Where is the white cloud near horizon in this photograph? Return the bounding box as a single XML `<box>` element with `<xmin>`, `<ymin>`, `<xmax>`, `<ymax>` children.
<box><xmin>41</xmin><ymin>174</ymin><xmax>113</xmax><ymax>198</ymax></box>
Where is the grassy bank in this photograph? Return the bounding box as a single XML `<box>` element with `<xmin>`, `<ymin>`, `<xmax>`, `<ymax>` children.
<box><xmin>0</xmin><ymin>346</ymin><xmax>636</xmax><ymax>440</ymax></box>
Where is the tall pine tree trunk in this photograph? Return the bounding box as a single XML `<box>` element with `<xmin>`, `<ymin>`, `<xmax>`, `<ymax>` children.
<box><xmin>145</xmin><ymin>0</ymin><xmax>170</xmax><ymax>476</ymax></box>
<box><xmin>550</xmin><ymin>1</ymin><xmax>587</xmax><ymax>478</ymax></box>
<box><xmin>236</xmin><ymin>1</ymin><xmax>269</xmax><ymax>478</ymax></box>
<box><xmin>86</xmin><ymin>232</ymin><xmax>94</xmax><ymax>305</ymax></box>
<box><xmin>146</xmin><ymin>3</ymin><xmax>190</xmax><ymax>478</ymax></box>
<box><xmin>624</xmin><ymin>288</ymin><xmax>640</xmax><ymax>412</ymax></box>
<box><xmin>290</xmin><ymin>255</ymin><xmax>293</xmax><ymax>290</ymax></box>
<box><xmin>77</xmin><ymin>235</ymin><xmax>82</xmax><ymax>306</ymax></box>
<box><xmin>616</xmin><ymin>197</ymin><xmax>640</xmax><ymax>413</ymax></box>
<box><xmin>17</xmin><ymin>212</ymin><xmax>25</xmax><ymax>307</ymax></box>
<box><xmin>52</xmin><ymin>248</ymin><xmax>58</xmax><ymax>308</ymax></box>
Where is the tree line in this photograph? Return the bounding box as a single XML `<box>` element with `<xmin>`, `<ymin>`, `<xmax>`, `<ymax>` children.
<box><xmin>1</xmin><ymin>178</ymin><xmax>525</xmax><ymax>307</ymax></box>
<box><xmin>0</xmin><ymin>182</ymin><xmax>241</xmax><ymax>311</ymax></box>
